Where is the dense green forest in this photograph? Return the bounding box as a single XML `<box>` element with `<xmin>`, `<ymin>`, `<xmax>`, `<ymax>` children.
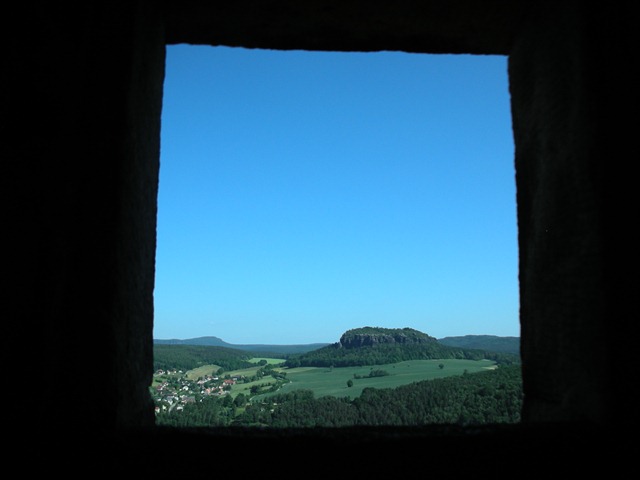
<box><xmin>153</xmin><ymin>344</ymin><xmax>257</xmax><ymax>372</ymax></box>
<box><xmin>156</xmin><ymin>364</ymin><xmax>522</xmax><ymax>428</ymax></box>
<box><xmin>438</xmin><ymin>335</ymin><xmax>520</xmax><ymax>355</ymax></box>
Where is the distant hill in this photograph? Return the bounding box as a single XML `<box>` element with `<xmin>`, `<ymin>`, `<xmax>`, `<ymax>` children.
<box><xmin>437</xmin><ymin>335</ymin><xmax>520</xmax><ymax>355</ymax></box>
<box><xmin>155</xmin><ymin>336</ymin><xmax>231</xmax><ymax>347</ymax></box>
<box><xmin>338</xmin><ymin>326</ymin><xmax>439</xmax><ymax>348</ymax></box>
<box><xmin>153</xmin><ymin>331</ymin><xmax>521</xmax><ymax>359</ymax></box>
<box><xmin>153</xmin><ymin>336</ymin><xmax>330</xmax><ymax>355</ymax></box>
<box><xmin>284</xmin><ymin>327</ymin><xmax>520</xmax><ymax>368</ymax></box>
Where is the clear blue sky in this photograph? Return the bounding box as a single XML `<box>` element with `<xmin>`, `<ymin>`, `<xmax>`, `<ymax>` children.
<box><xmin>153</xmin><ymin>45</ymin><xmax>519</xmax><ymax>344</ymax></box>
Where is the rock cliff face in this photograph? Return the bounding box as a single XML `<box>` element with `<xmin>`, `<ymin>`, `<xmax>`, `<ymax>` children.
<box><xmin>338</xmin><ymin>327</ymin><xmax>437</xmax><ymax>349</ymax></box>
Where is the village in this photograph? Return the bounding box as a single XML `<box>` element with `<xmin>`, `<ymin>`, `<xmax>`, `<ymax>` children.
<box><xmin>150</xmin><ymin>370</ymin><xmax>244</xmax><ymax>414</ymax></box>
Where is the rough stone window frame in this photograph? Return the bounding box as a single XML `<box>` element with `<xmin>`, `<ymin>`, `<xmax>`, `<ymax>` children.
<box><xmin>12</xmin><ymin>2</ymin><xmax>632</xmax><ymax>452</ymax></box>
<box><xmin>7</xmin><ymin>1</ymin><xmax>636</xmax><ymax>475</ymax></box>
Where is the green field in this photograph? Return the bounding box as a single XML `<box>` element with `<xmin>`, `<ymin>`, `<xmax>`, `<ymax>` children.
<box><xmin>248</xmin><ymin>357</ymin><xmax>287</xmax><ymax>365</ymax></box>
<box><xmin>184</xmin><ymin>364</ymin><xmax>222</xmax><ymax>380</ymax></box>
<box><xmin>183</xmin><ymin>358</ymin><xmax>285</xmax><ymax>381</ymax></box>
<box><xmin>248</xmin><ymin>359</ymin><xmax>497</xmax><ymax>401</ymax></box>
<box><xmin>183</xmin><ymin>358</ymin><xmax>497</xmax><ymax>401</ymax></box>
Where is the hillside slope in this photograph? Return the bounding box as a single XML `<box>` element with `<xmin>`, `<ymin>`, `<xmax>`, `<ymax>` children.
<box><xmin>285</xmin><ymin>327</ymin><xmax>520</xmax><ymax>368</ymax></box>
<box><xmin>437</xmin><ymin>335</ymin><xmax>520</xmax><ymax>355</ymax></box>
<box><xmin>154</xmin><ymin>336</ymin><xmax>330</xmax><ymax>355</ymax></box>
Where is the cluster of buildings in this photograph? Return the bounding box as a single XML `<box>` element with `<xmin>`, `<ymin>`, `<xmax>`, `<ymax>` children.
<box><xmin>151</xmin><ymin>370</ymin><xmax>241</xmax><ymax>414</ymax></box>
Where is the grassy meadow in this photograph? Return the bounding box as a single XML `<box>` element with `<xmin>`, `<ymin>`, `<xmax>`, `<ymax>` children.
<box><xmin>184</xmin><ymin>357</ymin><xmax>284</xmax><ymax>381</ymax></box>
<box><xmin>205</xmin><ymin>358</ymin><xmax>497</xmax><ymax>401</ymax></box>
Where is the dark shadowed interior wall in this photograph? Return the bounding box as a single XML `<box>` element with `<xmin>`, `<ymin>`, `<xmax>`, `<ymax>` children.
<box><xmin>6</xmin><ymin>0</ymin><xmax>636</xmax><ymax>474</ymax></box>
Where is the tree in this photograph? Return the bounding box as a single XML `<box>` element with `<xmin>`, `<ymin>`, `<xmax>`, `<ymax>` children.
<box><xmin>347</xmin><ymin>379</ymin><xmax>353</xmax><ymax>388</ymax></box>
<box><xmin>234</xmin><ymin>393</ymin><xmax>247</xmax><ymax>407</ymax></box>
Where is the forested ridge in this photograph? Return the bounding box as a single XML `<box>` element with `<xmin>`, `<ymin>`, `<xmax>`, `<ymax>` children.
<box><xmin>438</xmin><ymin>335</ymin><xmax>520</xmax><ymax>355</ymax></box>
<box><xmin>153</xmin><ymin>344</ymin><xmax>257</xmax><ymax>372</ymax></box>
<box><xmin>154</xmin><ymin>336</ymin><xmax>330</xmax><ymax>354</ymax></box>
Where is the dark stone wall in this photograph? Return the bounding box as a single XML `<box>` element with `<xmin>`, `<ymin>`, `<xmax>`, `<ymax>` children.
<box><xmin>163</xmin><ymin>0</ymin><xmax>525</xmax><ymax>54</ymax></box>
<box><xmin>5</xmin><ymin>0</ymin><xmax>636</xmax><ymax>473</ymax></box>
<box><xmin>510</xmin><ymin>2</ymin><xmax>608</xmax><ymax>424</ymax></box>
<box><xmin>7</xmin><ymin>0</ymin><xmax>164</xmax><ymax>432</ymax></box>
<box><xmin>509</xmin><ymin>1</ymin><xmax>636</xmax><ymax>426</ymax></box>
